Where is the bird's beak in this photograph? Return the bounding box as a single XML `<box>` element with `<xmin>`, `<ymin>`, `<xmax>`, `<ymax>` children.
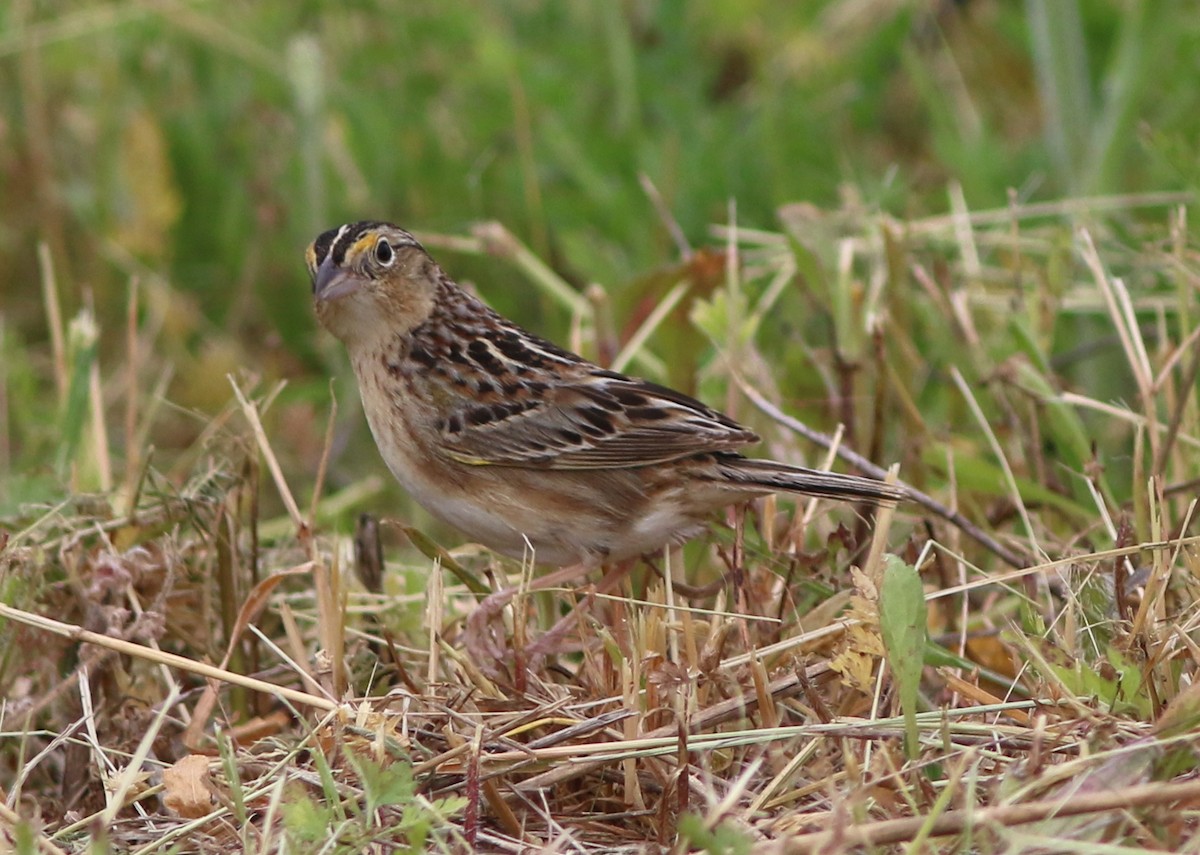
<box><xmin>313</xmin><ymin>256</ymin><xmax>362</xmax><ymax>302</ymax></box>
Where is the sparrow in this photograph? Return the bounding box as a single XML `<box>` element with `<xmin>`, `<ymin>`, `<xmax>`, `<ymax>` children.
<box><xmin>308</xmin><ymin>221</ymin><xmax>901</xmax><ymax>566</ymax></box>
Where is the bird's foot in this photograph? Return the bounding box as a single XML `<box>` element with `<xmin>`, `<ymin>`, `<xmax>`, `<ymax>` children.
<box><xmin>463</xmin><ymin>559</ymin><xmax>635</xmax><ymax>682</ymax></box>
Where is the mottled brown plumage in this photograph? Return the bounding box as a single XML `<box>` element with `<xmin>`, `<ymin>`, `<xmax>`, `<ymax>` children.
<box><xmin>308</xmin><ymin>221</ymin><xmax>901</xmax><ymax>565</ymax></box>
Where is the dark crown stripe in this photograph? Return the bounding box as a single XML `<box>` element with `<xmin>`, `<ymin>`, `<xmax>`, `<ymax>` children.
<box><xmin>312</xmin><ymin>221</ymin><xmax>423</xmax><ymax>268</ymax></box>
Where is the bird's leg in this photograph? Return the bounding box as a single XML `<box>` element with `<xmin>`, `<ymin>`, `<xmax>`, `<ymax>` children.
<box><xmin>464</xmin><ymin>560</ymin><xmax>597</xmax><ymax>670</ymax></box>
<box><xmin>731</xmin><ymin>503</ymin><xmax>755</xmax><ymax>651</ymax></box>
<box><xmin>522</xmin><ymin>558</ymin><xmax>636</xmax><ymax>668</ymax></box>
<box><xmin>731</xmin><ymin>502</ymin><xmax>748</xmax><ymax>614</ymax></box>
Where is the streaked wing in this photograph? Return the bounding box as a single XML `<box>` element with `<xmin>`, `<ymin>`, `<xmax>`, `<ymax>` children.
<box><xmin>437</xmin><ymin>371</ymin><xmax>760</xmax><ymax>469</ymax></box>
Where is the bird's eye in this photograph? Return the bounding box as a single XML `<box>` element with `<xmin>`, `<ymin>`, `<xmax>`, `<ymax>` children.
<box><xmin>374</xmin><ymin>238</ymin><xmax>394</xmax><ymax>267</ymax></box>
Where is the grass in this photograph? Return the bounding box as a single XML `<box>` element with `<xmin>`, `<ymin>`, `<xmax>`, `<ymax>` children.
<box><xmin>3</xmin><ymin>1</ymin><xmax>1200</xmax><ymax>852</ymax></box>
<box><xmin>6</xmin><ymin>196</ymin><xmax>1200</xmax><ymax>852</ymax></box>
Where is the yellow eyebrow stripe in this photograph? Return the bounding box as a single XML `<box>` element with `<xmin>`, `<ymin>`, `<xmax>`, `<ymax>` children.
<box><xmin>348</xmin><ymin>234</ymin><xmax>377</xmax><ymax>260</ymax></box>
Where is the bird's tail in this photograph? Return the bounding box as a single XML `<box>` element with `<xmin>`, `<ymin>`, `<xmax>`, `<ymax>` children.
<box><xmin>716</xmin><ymin>456</ymin><xmax>903</xmax><ymax>505</ymax></box>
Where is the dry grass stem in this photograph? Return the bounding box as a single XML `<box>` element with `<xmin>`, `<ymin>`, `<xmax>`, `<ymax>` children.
<box><xmin>7</xmin><ymin>204</ymin><xmax>1200</xmax><ymax>851</ymax></box>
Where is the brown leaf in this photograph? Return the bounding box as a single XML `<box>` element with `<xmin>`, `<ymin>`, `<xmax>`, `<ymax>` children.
<box><xmin>184</xmin><ymin>563</ymin><xmax>313</xmax><ymax>749</ymax></box>
<box><xmin>162</xmin><ymin>754</ymin><xmax>215</xmax><ymax>819</ymax></box>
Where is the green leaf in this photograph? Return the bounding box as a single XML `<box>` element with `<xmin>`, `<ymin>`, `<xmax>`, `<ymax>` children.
<box><xmin>921</xmin><ymin>446</ymin><xmax>1092</xmax><ymax>520</ymax></box>
<box><xmin>677</xmin><ymin>813</ymin><xmax>753</xmax><ymax>855</ymax></box>
<box><xmin>400</xmin><ymin>526</ymin><xmax>491</xmax><ymax>595</ymax></box>
<box><xmin>56</xmin><ymin>309</ymin><xmax>99</xmax><ymax>478</ymax></box>
<box><xmin>1156</xmin><ymin>679</ymin><xmax>1200</xmax><ymax>739</ymax></box>
<box><xmin>1026</xmin><ymin>0</ymin><xmax>1092</xmax><ymax>192</ymax></box>
<box><xmin>879</xmin><ymin>554</ymin><xmax>927</xmax><ymax>760</ymax></box>
<box><xmin>1010</xmin><ymin>358</ymin><xmax>1105</xmax><ymax>501</ymax></box>
<box><xmin>283</xmin><ymin>790</ymin><xmax>335</xmax><ymax>843</ymax></box>
<box><xmin>347</xmin><ymin>751</ymin><xmax>416</xmax><ymax>817</ymax></box>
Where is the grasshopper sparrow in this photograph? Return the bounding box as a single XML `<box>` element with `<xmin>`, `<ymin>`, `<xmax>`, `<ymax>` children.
<box><xmin>308</xmin><ymin>221</ymin><xmax>901</xmax><ymax>566</ymax></box>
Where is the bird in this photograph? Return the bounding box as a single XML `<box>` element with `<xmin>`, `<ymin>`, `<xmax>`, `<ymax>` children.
<box><xmin>307</xmin><ymin>221</ymin><xmax>902</xmax><ymax>567</ymax></box>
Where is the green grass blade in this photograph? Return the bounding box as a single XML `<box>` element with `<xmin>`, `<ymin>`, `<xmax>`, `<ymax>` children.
<box><xmin>880</xmin><ymin>554</ymin><xmax>927</xmax><ymax>760</ymax></box>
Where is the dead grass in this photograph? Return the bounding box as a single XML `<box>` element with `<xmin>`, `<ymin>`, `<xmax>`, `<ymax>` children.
<box><xmin>3</xmin><ymin>195</ymin><xmax>1200</xmax><ymax>852</ymax></box>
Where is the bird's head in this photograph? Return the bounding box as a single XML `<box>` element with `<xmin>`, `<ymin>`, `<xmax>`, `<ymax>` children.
<box><xmin>306</xmin><ymin>221</ymin><xmax>439</xmax><ymax>348</ymax></box>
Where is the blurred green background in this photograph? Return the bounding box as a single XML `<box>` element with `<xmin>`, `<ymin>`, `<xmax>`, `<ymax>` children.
<box><xmin>2</xmin><ymin>0</ymin><xmax>1198</xmax><ymax>518</ymax></box>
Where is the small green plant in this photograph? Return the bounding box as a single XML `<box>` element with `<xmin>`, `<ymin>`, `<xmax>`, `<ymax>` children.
<box><xmin>880</xmin><ymin>554</ymin><xmax>928</xmax><ymax>760</ymax></box>
<box><xmin>283</xmin><ymin>751</ymin><xmax>466</xmax><ymax>853</ymax></box>
<box><xmin>677</xmin><ymin>813</ymin><xmax>753</xmax><ymax>855</ymax></box>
